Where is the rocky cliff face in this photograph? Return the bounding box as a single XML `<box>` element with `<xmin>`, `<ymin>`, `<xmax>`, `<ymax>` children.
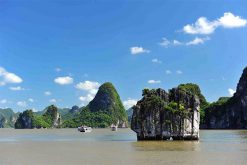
<box><xmin>15</xmin><ymin>105</ymin><xmax>62</xmax><ymax>129</ymax></box>
<box><xmin>0</xmin><ymin>116</ymin><xmax>7</xmax><ymax>128</ymax></box>
<box><xmin>0</xmin><ymin>108</ymin><xmax>18</xmax><ymax>128</ymax></box>
<box><xmin>131</xmin><ymin>87</ymin><xmax>200</xmax><ymax>140</ymax></box>
<box><xmin>43</xmin><ymin>105</ymin><xmax>62</xmax><ymax>128</ymax></box>
<box><xmin>15</xmin><ymin>110</ymin><xmax>34</xmax><ymax>129</ymax></box>
<box><xmin>204</xmin><ymin>67</ymin><xmax>247</xmax><ymax>129</ymax></box>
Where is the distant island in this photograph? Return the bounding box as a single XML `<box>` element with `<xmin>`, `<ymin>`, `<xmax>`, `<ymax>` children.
<box><xmin>1</xmin><ymin>67</ymin><xmax>247</xmax><ymax>140</ymax></box>
<box><xmin>1</xmin><ymin>82</ymin><xmax>128</xmax><ymax>129</ymax></box>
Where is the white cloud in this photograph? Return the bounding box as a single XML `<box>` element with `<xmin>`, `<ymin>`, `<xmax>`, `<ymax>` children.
<box><xmin>218</xmin><ymin>12</ymin><xmax>247</xmax><ymax>28</ymax></box>
<box><xmin>9</xmin><ymin>86</ymin><xmax>25</xmax><ymax>91</ymax></box>
<box><xmin>79</xmin><ymin>94</ymin><xmax>94</xmax><ymax>102</ymax></box>
<box><xmin>159</xmin><ymin>38</ymin><xmax>171</xmax><ymax>47</ymax></box>
<box><xmin>151</xmin><ymin>58</ymin><xmax>162</xmax><ymax>64</ymax></box>
<box><xmin>176</xmin><ymin>70</ymin><xmax>183</xmax><ymax>74</ymax></box>
<box><xmin>55</xmin><ymin>68</ymin><xmax>61</xmax><ymax>72</ymax></box>
<box><xmin>130</xmin><ymin>46</ymin><xmax>150</xmax><ymax>55</ymax></box>
<box><xmin>160</xmin><ymin>38</ymin><xmax>186</xmax><ymax>47</ymax></box>
<box><xmin>76</xmin><ymin>81</ymin><xmax>100</xmax><ymax>104</ymax></box>
<box><xmin>173</xmin><ymin>40</ymin><xmax>183</xmax><ymax>45</ymax></box>
<box><xmin>17</xmin><ymin>101</ymin><xmax>27</xmax><ymax>107</ymax></box>
<box><xmin>165</xmin><ymin>70</ymin><xmax>172</xmax><ymax>74</ymax></box>
<box><xmin>44</xmin><ymin>91</ymin><xmax>52</xmax><ymax>96</ymax></box>
<box><xmin>183</xmin><ymin>17</ymin><xmax>217</xmax><ymax>34</ymax></box>
<box><xmin>0</xmin><ymin>67</ymin><xmax>23</xmax><ymax>86</ymax></box>
<box><xmin>123</xmin><ymin>98</ymin><xmax>137</xmax><ymax>109</ymax></box>
<box><xmin>159</xmin><ymin>37</ymin><xmax>210</xmax><ymax>47</ymax></box>
<box><xmin>0</xmin><ymin>99</ymin><xmax>7</xmax><ymax>104</ymax></box>
<box><xmin>79</xmin><ymin>96</ymin><xmax>87</xmax><ymax>102</ymax></box>
<box><xmin>32</xmin><ymin>108</ymin><xmax>38</xmax><ymax>112</ymax></box>
<box><xmin>89</xmin><ymin>88</ymin><xmax>98</xmax><ymax>95</ymax></box>
<box><xmin>183</xmin><ymin>12</ymin><xmax>247</xmax><ymax>34</ymax></box>
<box><xmin>49</xmin><ymin>99</ymin><xmax>57</xmax><ymax>103</ymax></box>
<box><xmin>148</xmin><ymin>80</ymin><xmax>161</xmax><ymax>84</ymax></box>
<box><xmin>54</xmin><ymin>76</ymin><xmax>73</xmax><ymax>85</ymax></box>
<box><xmin>75</xmin><ymin>81</ymin><xmax>100</xmax><ymax>94</ymax></box>
<box><xmin>186</xmin><ymin>37</ymin><xmax>210</xmax><ymax>45</ymax></box>
<box><xmin>228</xmin><ymin>88</ymin><xmax>236</xmax><ymax>96</ymax></box>
<box><xmin>28</xmin><ymin>98</ymin><xmax>34</xmax><ymax>102</ymax></box>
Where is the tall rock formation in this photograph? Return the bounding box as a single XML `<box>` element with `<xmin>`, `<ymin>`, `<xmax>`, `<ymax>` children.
<box><xmin>131</xmin><ymin>87</ymin><xmax>200</xmax><ymax>140</ymax></box>
<box><xmin>15</xmin><ymin>110</ymin><xmax>34</xmax><ymax>129</ymax></box>
<box><xmin>87</xmin><ymin>82</ymin><xmax>128</xmax><ymax>127</ymax></box>
<box><xmin>15</xmin><ymin>105</ymin><xmax>62</xmax><ymax>129</ymax></box>
<box><xmin>62</xmin><ymin>82</ymin><xmax>128</xmax><ymax>128</ymax></box>
<box><xmin>43</xmin><ymin>105</ymin><xmax>62</xmax><ymax>128</ymax></box>
<box><xmin>204</xmin><ymin>67</ymin><xmax>247</xmax><ymax>128</ymax></box>
<box><xmin>0</xmin><ymin>108</ymin><xmax>18</xmax><ymax>128</ymax></box>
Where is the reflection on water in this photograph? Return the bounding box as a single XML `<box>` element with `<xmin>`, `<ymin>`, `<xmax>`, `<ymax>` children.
<box><xmin>130</xmin><ymin>130</ymin><xmax>247</xmax><ymax>152</ymax></box>
<box><xmin>200</xmin><ymin>130</ymin><xmax>247</xmax><ymax>143</ymax></box>
<box><xmin>132</xmin><ymin>141</ymin><xmax>200</xmax><ymax>151</ymax></box>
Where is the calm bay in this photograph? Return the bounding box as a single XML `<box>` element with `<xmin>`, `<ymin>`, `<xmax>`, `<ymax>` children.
<box><xmin>0</xmin><ymin>129</ymin><xmax>247</xmax><ymax>165</ymax></box>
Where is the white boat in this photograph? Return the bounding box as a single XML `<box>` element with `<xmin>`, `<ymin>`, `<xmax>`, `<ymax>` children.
<box><xmin>77</xmin><ymin>126</ymin><xmax>92</xmax><ymax>132</ymax></box>
<box><xmin>111</xmin><ymin>124</ymin><xmax>118</xmax><ymax>131</ymax></box>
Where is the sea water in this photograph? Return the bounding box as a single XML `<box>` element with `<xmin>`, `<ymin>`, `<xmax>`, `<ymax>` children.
<box><xmin>0</xmin><ymin>128</ymin><xmax>247</xmax><ymax>165</ymax></box>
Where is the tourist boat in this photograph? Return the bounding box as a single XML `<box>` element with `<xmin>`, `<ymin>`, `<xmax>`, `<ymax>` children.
<box><xmin>77</xmin><ymin>126</ymin><xmax>92</xmax><ymax>132</ymax></box>
<box><xmin>111</xmin><ymin>124</ymin><xmax>118</xmax><ymax>131</ymax></box>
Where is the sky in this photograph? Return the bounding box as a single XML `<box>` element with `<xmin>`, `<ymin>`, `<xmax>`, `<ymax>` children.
<box><xmin>1</xmin><ymin>0</ymin><xmax>247</xmax><ymax>112</ymax></box>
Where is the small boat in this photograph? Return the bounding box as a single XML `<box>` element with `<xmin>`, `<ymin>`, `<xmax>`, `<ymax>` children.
<box><xmin>77</xmin><ymin>126</ymin><xmax>92</xmax><ymax>132</ymax></box>
<box><xmin>111</xmin><ymin>124</ymin><xmax>118</xmax><ymax>131</ymax></box>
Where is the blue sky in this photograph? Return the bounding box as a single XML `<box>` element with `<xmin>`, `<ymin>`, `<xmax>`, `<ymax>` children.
<box><xmin>1</xmin><ymin>0</ymin><xmax>247</xmax><ymax>112</ymax></box>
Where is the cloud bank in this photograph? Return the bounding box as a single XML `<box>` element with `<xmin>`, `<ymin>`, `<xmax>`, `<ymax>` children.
<box><xmin>183</xmin><ymin>12</ymin><xmax>247</xmax><ymax>34</ymax></box>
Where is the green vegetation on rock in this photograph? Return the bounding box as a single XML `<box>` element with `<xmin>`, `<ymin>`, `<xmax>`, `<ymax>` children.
<box><xmin>15</xmin><ymin>110</ymin><xmax>35</xmax><ymax>129</ymax></box>
<box><xmin>63</xmin><ymin>82</ymin><xmax>128</xmax><ymax>128</ymax></box>
<box><xmin>62</xmin><ymin>108</ymin><xmax>113</xmax><ymax>128</ymax></box>
<box><xmin>131</xmin><ymin>86</ymin><xmax>200</xmax><ymax>140</ymax></box>
<box><xmin>178</xmin><ymin>83</ymin><xmax>209</xmax><ymax>124</ymax></box>
<box><xmin>62</xmin><ymin>106</ymin><xmax>81</xmax><ymax>121</ymax></box>
<box><xmin>15</xmin><ymin>105</ymin><xmax>61</xmax><ymax>129</ymax></box>
<box><xmin>203</xmin><ymin>97</ymin><xmax>230</xmax><ymax>128</ymax></box>
<box><xmin>0</xmin><ymin>108</ymin><xmax>18</xmax><ymax>128</ymax></box>
<box><xmin>88</xmin><ymin>82</ymin><xmax>127</xmax><ymax>123</ymax></box>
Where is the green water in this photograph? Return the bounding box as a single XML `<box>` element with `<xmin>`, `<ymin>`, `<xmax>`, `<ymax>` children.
<box><xmin>0</xmin><ymin>129</ymin><xmax>247</xmax><ymax>164</ymax></box>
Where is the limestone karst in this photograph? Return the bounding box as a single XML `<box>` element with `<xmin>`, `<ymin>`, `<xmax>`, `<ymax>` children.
<box><xmin>131</xmin><ymin>86</ymin><xmax>200</xmax><ymax>140</ymax></box>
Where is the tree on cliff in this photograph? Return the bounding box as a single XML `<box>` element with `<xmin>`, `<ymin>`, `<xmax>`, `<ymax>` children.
<box><xmin>178</xmin><ymin>83</ymin><xmax>208</xmax><ymax>125</ymax></box>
